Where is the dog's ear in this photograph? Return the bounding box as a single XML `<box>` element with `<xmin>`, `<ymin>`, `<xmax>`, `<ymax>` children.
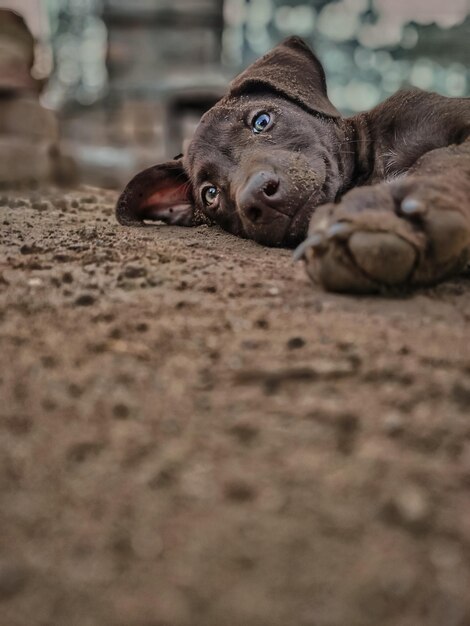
<box><xmin>229</xmin><ymin>36</ymin><xmax>340</xmax><ymax>119</ymax></box>
<box><xmin>116</xmin><ymin>159</ymin><xmax>199</xmax><ymax>227</ymax></box>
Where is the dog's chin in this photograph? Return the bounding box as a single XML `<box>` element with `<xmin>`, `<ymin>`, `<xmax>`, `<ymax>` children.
<box><xmin>224</xmin><ymin>186</ymin><xmax>328</xmax><ymax>248</ymax></box>
<box><xmin>241</xmin><ymin>207</ymin><xmax>314</xmax><ymax>248</ymax></box>
<box><xmin>242</xmin><ymin>215</ymin><xmax>291</xmax><ymax>247</ymax></box>
<box><xmin>283</xmin><ymin>202</ymin><xmax>318</xmax><ymax>247</ymax></box>
<box><xmin>282</xmin><ymin>188</ymin><xmax>328</xmax><ymax>247</ymax></box>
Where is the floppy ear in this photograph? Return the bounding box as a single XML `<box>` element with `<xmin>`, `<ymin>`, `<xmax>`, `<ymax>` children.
<box><xmin>229</xmin><ymin>36</ymin><xmax>340</xmax><ymax>119</ymax></box>
<box><xmin>116</xmin><ymin>159</ymin><xmax>199</xmax><ymax>227</ymax></box>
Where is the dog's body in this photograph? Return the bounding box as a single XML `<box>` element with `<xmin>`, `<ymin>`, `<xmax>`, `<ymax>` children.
<box><xmin>117</xmin><ymin>37</ymin><xmax>470</xmax><ymax>293</ymax></box>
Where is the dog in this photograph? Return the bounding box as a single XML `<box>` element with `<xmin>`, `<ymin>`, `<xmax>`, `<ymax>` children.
<box><xmin>116</xmin><ymin>37</ymin><xmax>470</xmax><ymax>294</ymax></box>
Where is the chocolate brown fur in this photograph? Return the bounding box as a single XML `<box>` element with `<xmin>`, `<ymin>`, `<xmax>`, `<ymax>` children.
<box><xmin>117</xmin><ymin>37</ymin><xmax>470</xmax><ymax>293</ymax></box>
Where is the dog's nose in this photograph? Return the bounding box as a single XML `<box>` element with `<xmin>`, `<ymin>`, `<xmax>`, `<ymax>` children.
<box><xmin>238</xmin><ymin>171</ymin><xmax>281</xmax><ymax>223</ymax></box>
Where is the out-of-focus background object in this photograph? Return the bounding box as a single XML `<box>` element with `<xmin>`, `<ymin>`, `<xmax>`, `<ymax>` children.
<box><xmin>0</xmin><ymin>5</ymin><xmax>39</xmax><ymax>92</ymax></box>
<box><xmin>0</xmin><ymin>3</ymin><xmax>75</xmax><ymax>186</ymax></box>
<box><xmin>43</xmin><ymin>0</ymin><xmax>228</xmax><ymax>187</ymax></box>
<box><xmin>0</xmin><ymin>6</ymin><xmax>58</xmax><ymax>185</ymax></box>
<box><xmin>1</xmin><ymin>0</ymin><xmax>469</xmax><ymax>188</ymax></box>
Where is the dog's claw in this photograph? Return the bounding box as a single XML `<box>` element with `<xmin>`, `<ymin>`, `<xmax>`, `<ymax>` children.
<box><xmin>326</xmin><ymin>221</ymin><xmax>352</xmax><ymax>240</ymax></box>
<box><xmin>293</xmin><ymin>232</ymin><xmax>326</xmax><ymax>261</ymax></box>
<box><xmin>400</xmin><ymin>197</ymin><xmax>426</xmax><ymax>216</ymax></box>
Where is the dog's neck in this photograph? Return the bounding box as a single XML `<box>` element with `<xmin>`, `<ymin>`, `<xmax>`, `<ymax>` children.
<box><xmin>319</xmin><ymin>115</ymin><xmax>375</xmax><ymax>202</ymax></box>
<box><xmin>339</xmin><ymin>114</ymin><xmax>376</xmax><ymax>191</ymax></box>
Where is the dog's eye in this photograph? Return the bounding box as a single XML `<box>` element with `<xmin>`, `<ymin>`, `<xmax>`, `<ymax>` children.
<box><xmin>252</xmin><ymin>112</ymin><xmax>271</xmax><ymax>134</ymax></box>
<box><xmin>202</xmin><ymin>185</ymin><xmax>219</xmax><ymax>207</ymax></box>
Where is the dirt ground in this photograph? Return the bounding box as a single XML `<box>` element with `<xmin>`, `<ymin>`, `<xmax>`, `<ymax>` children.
<box><xmin>1</xmin><ymin>187</ymin><xmax>470</xmax><ymax>626</ymax></box>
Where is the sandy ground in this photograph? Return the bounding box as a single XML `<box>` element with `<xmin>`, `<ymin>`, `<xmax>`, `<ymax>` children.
<box><xmin>1</xmin><ymin>187</ymin><xmax>470</xmax><ymax>626</ymax></box>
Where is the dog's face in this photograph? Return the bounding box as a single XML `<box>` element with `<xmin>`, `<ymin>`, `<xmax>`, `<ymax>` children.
<box><xmin>116</xmin><ymin>37</ymin><xmax>345</xmax><ymax>247</ymax></box>
<box><xmin>185</xmin><ymin>94</ymin><xmax>341</xmax><ymax>246</ymax></box>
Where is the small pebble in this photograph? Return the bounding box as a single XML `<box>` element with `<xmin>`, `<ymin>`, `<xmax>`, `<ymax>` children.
<box><xmin>229</xmin><ymin>422</ymin><xmax>259</xmax><ymax>445</ymax></box>
<box><xmin>31</xmin><ymin>201</ymin><xmax>49</xmax><ymax>212</ymax></box>
<box><xmin>27</xmin><ymin>278</ymin><xmax>43</xmax><ymax>287</ymax></box>
<box><xmin>82</xmin><ymin>195</ymin><xmax>98</xmax><ymax>204</ymax></box>
<box><xmin>121</xmin><ymin>264</ymin><xmax>147</xmax><ymax>279</ymax></box>
<box><xmin>382</xmin><ymin>411</ymin><xmax>405</xmax><ymax>436</ymax></box>
<box><xmin>287</xmin><ymin>336</ymin><xmax>305</xmax><ymax>349</ymax></box>
<box><xmin>224</xmin><ymin>479</ymin><xmax>256</xmax><ymax>502</ymax></box>
<box><xmin>112</xmin><ymin>403</ymin><xmax>131</xmax><ymax>419</ymax></box>
<box><xmin>255</xmin><ymin>318</ymin><xmax>269</xmax><ymax>329</ymax></box>
<box><xmin>384</xmin><ymin>485</ymin><xmax>431</xmax><ymax>532</ymax></box>
<box><xmin>20</xmin><ymin>243</ymin><xmax>42</xmax><ymax>255</ymax></box>
<box><xmin>74</xmin><ymin>293</ymin><xmax>96</xmax><ymax>306</ymax></box>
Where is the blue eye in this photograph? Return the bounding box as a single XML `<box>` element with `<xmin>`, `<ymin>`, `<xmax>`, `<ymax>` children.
<box><xmin>252</xmin><ymin>112</ymin><xmax>271</xmax><ymax>134</ymax></box>
<box><xmin>202</xmin><ymin>185</ymin><xmax>219</xmax><ymax>206</ymax></box>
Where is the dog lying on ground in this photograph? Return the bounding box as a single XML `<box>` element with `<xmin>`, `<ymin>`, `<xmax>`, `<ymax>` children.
<box><xmin>116</xmin><ymin>37</ymin><xmax>470</xmax><ymax>294</ymax></box>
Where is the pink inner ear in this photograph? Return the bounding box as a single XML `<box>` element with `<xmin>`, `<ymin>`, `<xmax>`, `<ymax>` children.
<box><xmin>138</xmin><ymin>181</ymin><xmax>194</xmax><ymax>226</ymax></box>
<box><xmin>141</xmin><ymin>182</ymin><xmax>190</xmax><ymax>210</ymax></box>
<box><xmin>116</xmin><ymin>159</ymin><xmax>195</xmax><ymax>227</ymax></box>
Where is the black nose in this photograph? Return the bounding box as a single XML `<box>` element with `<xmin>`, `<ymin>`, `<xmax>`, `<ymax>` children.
<box><xmin>238</xmin><ymin>171</ymin><xmax>281</xmax><ymax>223</ymax></box>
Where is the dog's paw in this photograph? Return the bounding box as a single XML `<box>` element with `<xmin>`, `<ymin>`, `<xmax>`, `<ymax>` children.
<box><xmin>294</xmin><ymin>181</ymin><xmax>470</xmax><ymax>294</ymax></box>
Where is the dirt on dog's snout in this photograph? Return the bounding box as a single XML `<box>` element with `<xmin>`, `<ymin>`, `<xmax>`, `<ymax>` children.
<box><xmin>1</xmin><ymin>188</ymin><xmax>470</xmax><ymax>626</ymax></box>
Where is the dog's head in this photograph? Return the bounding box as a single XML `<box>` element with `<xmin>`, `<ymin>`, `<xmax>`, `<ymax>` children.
<box><xmin>117</xmin><ymin>37</ymin><xmax>346</xmax><ymax>247</ymax></box>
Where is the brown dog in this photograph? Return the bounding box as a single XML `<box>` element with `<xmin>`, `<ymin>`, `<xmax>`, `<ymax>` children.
<box><xmin>116</xmin><ymin>37</ymin><xmax>470</xmax><ymax>293</ymax></box>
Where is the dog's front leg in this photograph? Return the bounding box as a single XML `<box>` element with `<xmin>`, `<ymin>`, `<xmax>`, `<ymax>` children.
<box><xmin>296</xmin><ymin>139</ymin><xmax>470</xmax><ymax>294</ymax></box>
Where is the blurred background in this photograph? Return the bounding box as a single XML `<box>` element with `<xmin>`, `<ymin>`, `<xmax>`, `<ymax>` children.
<box><xmin>1</xmin><ymin>0</ymin><xmax>469</xmax><ymax>188</ymax></box>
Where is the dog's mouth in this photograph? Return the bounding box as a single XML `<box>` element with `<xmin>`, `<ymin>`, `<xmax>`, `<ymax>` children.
<box><xmin>284</xmin><ymin>187</ymin><xmax>324</xmax><ymax>246</ymax></box>
<box><xmin>236</xmin><ymin>184</ymin><xmax>324</xmax><ymax>248</ymax></box>
<box><xmin>199</xmin><ymin>154</ymin><xmax>329</xmax><ymax>247</ymax></box>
